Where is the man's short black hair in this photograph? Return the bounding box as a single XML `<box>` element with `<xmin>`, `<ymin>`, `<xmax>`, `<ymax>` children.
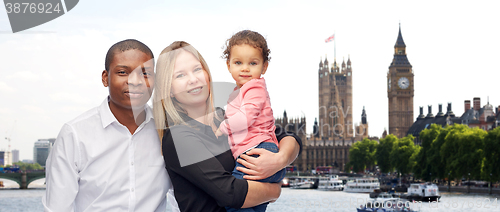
<box><xmin>105</xmin><ymin>39</ymin><xmax>154</xmax><ymax>71</ymax></box>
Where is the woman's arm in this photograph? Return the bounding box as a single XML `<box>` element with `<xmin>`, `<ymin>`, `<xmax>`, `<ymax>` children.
<box><xmin>241</xmin><ymin>181</ymin><xmax>281</xmax><ymax>208</ymax></box>
<box><xmin>163</xmin><ymin>126</ymin><xmax>280</xmax><ymax>209</ymax></box>
<box><xmin>236</xmin><ymin>128</ymin><xmax>302</xmax><ymax>180</ymax></box>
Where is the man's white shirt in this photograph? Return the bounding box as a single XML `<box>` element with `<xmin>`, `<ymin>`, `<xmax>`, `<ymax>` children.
<box><xmin>43</xmin><ymin>97</ymin><xmax>178</xmax><ymax>212</ymax></box>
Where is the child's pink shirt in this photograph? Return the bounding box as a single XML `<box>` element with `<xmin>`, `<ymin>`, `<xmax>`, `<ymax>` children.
<box><xmin>218</xmin><ymin>78</ymin><xmax>278</xmax><ymax>159</ymax></box>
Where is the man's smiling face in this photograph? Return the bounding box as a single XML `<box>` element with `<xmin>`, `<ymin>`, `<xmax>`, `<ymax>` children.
<box><xmin>102</xmin><ymin>49</ymin><xmax>155</xmax><ymax>110</ymax></box>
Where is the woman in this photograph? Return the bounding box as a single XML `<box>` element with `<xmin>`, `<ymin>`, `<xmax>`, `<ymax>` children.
<box><xmin>153</xmin><ymin>41</ymin><xmax>301</xmax><ymax>212</ymax></box>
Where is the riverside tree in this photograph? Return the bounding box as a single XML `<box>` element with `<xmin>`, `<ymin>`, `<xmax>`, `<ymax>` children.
<box><xmin>348</xmin><ymin>138</ymin><xmax>378</xmax><ymax>173</ymax></box>
<box><xmin>390</xmin><ymin>135</ymin><xmax>417</xmax><ymax>178</ymax></box>
<box><xmin>375</xmin><ymin>134</ymin><xmax>396</xmax><ymax>174</ymax></box>
<box><xmin>441</xmin><ymin>124</ymin><xmax>486</xmax><ymax>181</ymax></box>
<box><xmin>413</xmin><ymin>124</ymin><xmax>442</xmax><ymax>181</ymax></box>
<box><xmin>482</xmin><ymin>127</ymin><xmax>500</xmax><ymax>182</ymax></box>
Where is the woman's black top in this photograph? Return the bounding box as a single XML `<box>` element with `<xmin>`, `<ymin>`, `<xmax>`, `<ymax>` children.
<box><xmin>162</xmin><ymin>112</ymin><xmax>302</xmax><ymax>212</ymax></box>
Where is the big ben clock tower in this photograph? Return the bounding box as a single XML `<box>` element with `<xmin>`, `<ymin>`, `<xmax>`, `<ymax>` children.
<box><xmin>387</xmin><ymin>25</ymin><xmax>414</xmax><ymax>138</ymax></box>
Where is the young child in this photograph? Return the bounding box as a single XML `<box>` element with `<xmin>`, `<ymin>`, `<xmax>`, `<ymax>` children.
<box><xmin>215</xmin><ymin>30</ymin><xmax>285</xmax><ymax>212</ymax></box>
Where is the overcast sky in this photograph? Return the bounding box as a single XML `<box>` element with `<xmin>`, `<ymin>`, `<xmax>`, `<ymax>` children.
<box><xmin>1</xmin><ymin>0</ymin><xmax>499</xmax><ymax>160</ymax></box>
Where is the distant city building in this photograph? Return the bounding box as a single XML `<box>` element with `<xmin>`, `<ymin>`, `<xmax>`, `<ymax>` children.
<box><xmin>33</xmin><ymin>138</ymin><xmax>55</xmax><ymax>167</ymax></box>
<box><xmin>460</xmin><ymin>98</ymin><xmax>499</xmax><ymax>130</ymax></box>
<box><xmin>0</xmin><ymin>151</ymin><xmax>4</xmax><ymax>166</ymax></box>
<box><xmin>0</xmin><ymin>150</ymin><xmax>12</xmax><ymax>166</ymax></box>
<box><xmin>12</xmin><ymin>149</ymin><xmax>19</xmax><ymax>163</ymax></box>
<box><xmin>407</xmin><ymin>97</ymin><xmax>499</xmax><ymax>145</ymax></box>
<box><xmin>22</xmin><ymin>159</ymin><xmax>33</xmax><ymax>164</ymax></box>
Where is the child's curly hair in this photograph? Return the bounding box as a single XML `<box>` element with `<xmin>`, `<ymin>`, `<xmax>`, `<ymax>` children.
<box><xmin>222</xmin><ymin>30</ymin><xmax>271</xmax><ymax>63</ymax></box>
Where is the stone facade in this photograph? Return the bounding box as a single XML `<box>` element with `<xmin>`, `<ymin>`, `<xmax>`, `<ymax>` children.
<box><xmin>275</xmin><ymin>55</ymin><xmax>372</xmax><ymax>173</ymax></box>
<box><xmin>388</xmin><ymin>25</ymin><xmax>415</xmax><ymax>138</ymax></box>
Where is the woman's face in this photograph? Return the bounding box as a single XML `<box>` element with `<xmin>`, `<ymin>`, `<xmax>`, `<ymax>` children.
<box><xmin>170</xmin><ymin>50</ymin><xmax>210</xmax><ymax>110</ymax></box>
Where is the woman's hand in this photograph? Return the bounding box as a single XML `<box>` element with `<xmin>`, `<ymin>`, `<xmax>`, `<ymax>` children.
<box><xmin>236</xmin><ymin>136</ymin><xmax>300</xmax><ymax>180</ymax></box>
<box><xmin>236</xmin><ymin>148</ymin><xmax>285</xmax><ymax>180</ymax></box>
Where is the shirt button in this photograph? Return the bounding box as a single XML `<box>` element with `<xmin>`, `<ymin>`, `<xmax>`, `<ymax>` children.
<box><xmin>131</xmin><ymin>162</ymin><xmax>134</xmax><ymax>166</ymax></box>
<box><xmin>131</xmin><ymin>188</ymin><xmax>135</xmax><ymax>192</ymax></box>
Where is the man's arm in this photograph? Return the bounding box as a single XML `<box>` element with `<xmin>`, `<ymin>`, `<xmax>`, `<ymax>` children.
<box><xmin>43</xmin><ymin>124</ymin><xmax>80</xmax><ymax>212</ymax></box>
<box><xmin>236</xmin><ymin>131</ymin><xmax>301</xmax><ymax>180</ymax></box>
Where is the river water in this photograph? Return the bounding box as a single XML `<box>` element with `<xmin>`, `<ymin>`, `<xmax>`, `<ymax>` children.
<box><xmin>1</xmin><ymin>179</ymin><xmax>499</xmax><ymax>212</ymax></box>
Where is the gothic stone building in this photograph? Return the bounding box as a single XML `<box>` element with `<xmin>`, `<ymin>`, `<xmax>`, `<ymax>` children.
<box><xmin>387</xmin><ymin>25</ymin><xmax>415</xmax><ymax>138</ymax></box>
<box><xmin>275</xmin><ymin>56</ymin><xmax>370</xmax><ymax>172</ymax></box>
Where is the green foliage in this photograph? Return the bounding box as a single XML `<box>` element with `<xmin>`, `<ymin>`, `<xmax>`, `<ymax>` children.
<box><xmin>345</xmin><ymin>123</ymin><xmax>496</xmax><ymax>183</ymax></box>
<box><xmin>413</xmin><ymin>124</ymin><xmax>444</xmax><ymax>181</ymax></box>
<box><xmin>390</xmin><ymin>134</ymin><xmax>417</xmax><ymax>176</ymax></box>
<box><xmin>408</xmin><ymin>145</ymin><xmax>421</xmax><ymax>175</ymax></box>
<box><xmin>409</xmin><ymin>124</ymin><xmax>498</xmax><ymax>182</ymax></box>
<box><xmin>348</xmin><ymin>138</ymin><xmax>378</xmax><ymax>173</ymax></box>
<box><xmin>428</xmin><ymin>124</ymin><xmax>450</xmax><ymax>181</ymax></box>
<box><xmin>440</xmin><ymin>124</ymin><xmax>468</xmax><ymax>179</ymax></box>
<box><xmin>482</xmin><ymin>127</ymin><xmax>500</xmax><ymax>182</ymax></box>
<box><xmin>376</xmin><ymin>134</ymin><xmax>397</xmax><ymax>173</ymax></box>
<box><xmin>440</xmin><ymin>124</ymin><xmax>486</xmax><ymax>180</ymax></box>
<box><xmin>12</xmin><ymin>161</ymin><xmax>44</xmax><ymax>171</ymax></box>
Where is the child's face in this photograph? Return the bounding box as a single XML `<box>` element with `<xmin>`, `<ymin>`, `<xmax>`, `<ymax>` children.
<box><xmin>102</xmin><ymin>49</ymin><xmax>155</xmax><ymax>110</ymax></box>
<box><xmin>226</xmin><ymin>44</ymin><xmax>268</xmax><ymax>88</ymax></box>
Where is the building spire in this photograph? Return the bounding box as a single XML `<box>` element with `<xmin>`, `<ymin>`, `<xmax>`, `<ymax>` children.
<box><xmin>395</xmin><ymin>23</ymin><xmax>406</xmax><ymax>47</ymax></box>
<box><xmin>390</xmin><ymin>23</ymin><xmax>411</xmax><ymax>68</ymax></box>
<box><xmin>361</xmin><ymin>106</ymin><xmax>367</xmax><ymax>124</ymax></box>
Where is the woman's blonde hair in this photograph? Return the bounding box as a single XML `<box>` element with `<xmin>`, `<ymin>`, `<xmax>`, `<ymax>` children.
<box><xmin>153</xmin><ymin>41</ymin><xmax>217</xmax><ymax>140</ymax></box>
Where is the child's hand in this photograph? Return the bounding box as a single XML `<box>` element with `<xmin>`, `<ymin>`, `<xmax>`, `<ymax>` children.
<box><xmin>215</xmin><ymin>128</ymin><xmax>223</xmax><ymax>138</ymax></box>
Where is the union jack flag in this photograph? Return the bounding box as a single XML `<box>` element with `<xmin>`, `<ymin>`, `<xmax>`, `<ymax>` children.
<box><xmin>325</xmin><ymin>34</ymin><xmax>334</xmax><ymax>43</ymax></box>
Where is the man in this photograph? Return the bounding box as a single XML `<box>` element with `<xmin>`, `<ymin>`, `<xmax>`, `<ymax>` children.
<box><xmin>43</xmin><ymin>39</ymin><xmax>174</xmax><ymax>211</ymax></box>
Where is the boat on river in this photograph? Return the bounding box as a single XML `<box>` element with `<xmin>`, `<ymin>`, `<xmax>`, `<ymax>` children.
<box><xmin>289</xmin><ymin>177</ymin><xmax>318</xmax><ymax>189</ymax></box>
<box><xmin>317</xmin><ymin>175</ymin><xmax>344</xmax><ymax>191</ymax></box>
<box><xmin>344</xmin><ymin>178</ymin><xmax>380</xmax><ymax>193</ymax></box>
<box><xmin>404</xmin><ymin>183</ymin><xmax>440</xmax><ymax>202</ymax></box>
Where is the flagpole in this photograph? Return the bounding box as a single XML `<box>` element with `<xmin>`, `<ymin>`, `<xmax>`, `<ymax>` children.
<box><xmin>334</xmin><ymin>31</ymin><xmax>336</xmax><ymax>62</ymax></box>
<box><xmin>324</xmin><ymin>33</ymin><xmax>335</xmax><ymax>66</ymax></box>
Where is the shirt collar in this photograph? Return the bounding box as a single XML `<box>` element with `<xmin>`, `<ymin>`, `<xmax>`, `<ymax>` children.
<box><xmin>99</xmin><ymin>96</ymin><xmax>154</xmax><ymax>128</ymax></box>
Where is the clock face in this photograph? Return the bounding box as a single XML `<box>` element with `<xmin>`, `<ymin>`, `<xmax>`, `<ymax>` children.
<box><xmin>398</xmin><ymin>77</ymin><xmax>409</xmax><ymax>89</ymax></box>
